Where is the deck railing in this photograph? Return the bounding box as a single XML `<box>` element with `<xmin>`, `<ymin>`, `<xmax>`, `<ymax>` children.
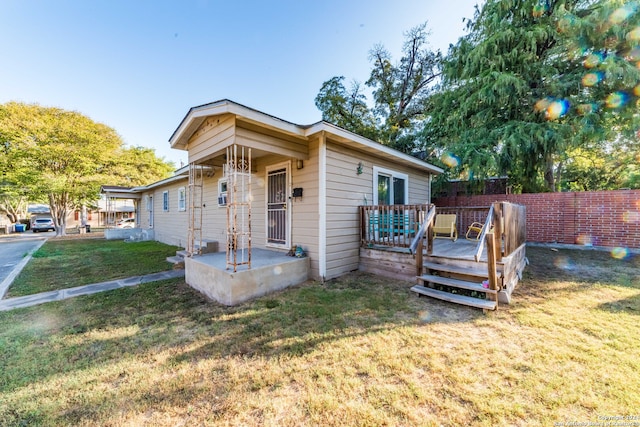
<box><xmin>360</xmin><ymin>204</ymin><xmax>432</xmax><ymax>249</ymax></box>
<box><xmin>361</xmin><ymin>203</ymin><xmax>526</xmax><ymax>254</ymax></box>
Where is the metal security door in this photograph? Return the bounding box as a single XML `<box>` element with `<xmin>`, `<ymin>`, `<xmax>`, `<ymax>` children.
<box><xmin>266</xmin><ymin>164</ymin><xmax>289</xmax><ymax>247</ymax></box>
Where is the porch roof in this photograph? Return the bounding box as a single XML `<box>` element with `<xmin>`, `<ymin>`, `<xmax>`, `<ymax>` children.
<box><xmin>169</xmin><ymin>99</ymin><xmax>443</xmax><ymax>175</ymax></box>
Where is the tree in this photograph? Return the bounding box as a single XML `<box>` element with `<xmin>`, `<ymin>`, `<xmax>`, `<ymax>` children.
<box><xmin>314</xmin><ymin>76</ymin><xmax>379</xmax><ymax>141</ymax></box>
<box><xmin>425</xmin><ymin>0</ymin><xmax>640</xmax><ymax>192</ymax></box>
<box><xmin>315</xmin><ymin>23</ymin><xmax>440</xmax><ymax>153</ymax></box>
<box><xmin>0</xmin><ymin>102</ymin><xmax>174</xmax><ymax>235</ymax></box>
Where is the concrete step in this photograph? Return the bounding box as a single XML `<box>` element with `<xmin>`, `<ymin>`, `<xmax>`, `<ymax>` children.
<box><xmin>196</xmin><ymin>240</ymin><xmax>219</xmax><ymax>254</ymax></box>
<box><xmin>166</xmin><ymin>255</ymin><xmax>185</xmax><ymax>266</ymax></box>
<box><xmin>176</xmin><ymin>250</ymin><xmax>189</xmax><ymax>258</ymax></box>
<box><xmin>417</xmin><ymin>274</ymin><xmax>497</xmax><ymax>295</ymax></box>
<box><xmin>411</xmin><ymin>285</ymin><xmax>497</xmax><ymax>311</ymax></box>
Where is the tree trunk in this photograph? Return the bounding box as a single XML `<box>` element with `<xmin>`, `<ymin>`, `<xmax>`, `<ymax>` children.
<box><xmin>48</xmin><ymin>193</ymin><xmax>69</xmax><ymax>236</ymax></box>
<box><xmin>544</xmin><ymin>154</ymin><xmax>556</xmax><ymax>192</ymax></box>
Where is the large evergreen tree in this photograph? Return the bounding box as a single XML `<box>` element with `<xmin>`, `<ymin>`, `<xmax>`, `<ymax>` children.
<box><xmin>426</xmin><ymin>0</ymin><xmax>640</xmax><ymax>192</ymax></box>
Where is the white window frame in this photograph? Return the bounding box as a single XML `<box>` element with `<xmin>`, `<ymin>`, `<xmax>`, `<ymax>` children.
<box><xmin>372</xmin><ymin>166</ymin><xmax>409</xmax><ymax>205</ymax></box>
<box><xmin>162</xmin><ymin>191</ymin><xmax>169</xmax><ymax>212</ymax></box>
<box><xmin>178</xmin><ymin>187</ymin><xmax>186</xmax><ymax>212</ymax></box>
<box><xmin>218</xmin><ymin>178</ymin><xmax>228</xmax><ymax>207</ymax></box>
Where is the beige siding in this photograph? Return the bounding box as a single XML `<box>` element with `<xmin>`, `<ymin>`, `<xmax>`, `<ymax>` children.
<box><xmin>290</xmin><ymin>138</ymin><xmax>320</xmax><ymax>279</ymax></box>
<box><xmin>236</xmin><ymin>125</ymin><xmax>308</xmax><ymax>160</ymax></box>
<box><xmin>323</xmin><ymin>141</ymin><xmax>432</xmax><ymax>279</ymax></box>
<box><xmin>139</xmin><ymin>179</ymin><xmax>189</xmax><ymax>247</ymax></box>
<box><xmin>187</xmin><ymin>114</ymin><xmax>235</xmax><ymax>164</ymax></box>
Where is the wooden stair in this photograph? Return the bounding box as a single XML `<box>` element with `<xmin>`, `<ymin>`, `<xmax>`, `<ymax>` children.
<box><xmin>411</xmin><ymin>261</ymin><xmax>498</xmax><ymax>310</ymax></box>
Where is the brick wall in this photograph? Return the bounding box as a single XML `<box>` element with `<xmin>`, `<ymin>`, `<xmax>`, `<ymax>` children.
<box><xmin>433</xmin><ymin>189</ymin><xmax>640</xmax><ymax>249</ymax></box>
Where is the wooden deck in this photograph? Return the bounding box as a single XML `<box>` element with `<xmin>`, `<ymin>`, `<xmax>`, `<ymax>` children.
<box><xmin>359</xmin><ymin>202</ymin><xmax>527</xmax><ymax>309</ymax></box>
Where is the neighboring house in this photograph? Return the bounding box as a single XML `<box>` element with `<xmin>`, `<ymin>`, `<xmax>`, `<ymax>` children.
<box><xmin>117</xmin><ymin>99</ymin><xmax>443</xmax><ymax>282</ymax></box>
<box><xmin>26</xmin><ymin>200</ymin><xmax>133</xmax><ymax>230</ymax></box>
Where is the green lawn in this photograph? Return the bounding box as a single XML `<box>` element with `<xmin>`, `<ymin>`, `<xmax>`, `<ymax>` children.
<box><xmin>0</xmin><ymin>246</ymin><xmax>638</xmax><ymax>426</ymax></box>
<box><xmin>7</xmin><ymin>239</ymin><xmax>181</xmax><ymax>297</ymax></box>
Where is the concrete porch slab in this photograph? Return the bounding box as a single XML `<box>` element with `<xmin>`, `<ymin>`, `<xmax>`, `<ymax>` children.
<box><xmin>185</xmin><ymin>248</ymin><xmax>310</xmax><ymax>306</ymax></box>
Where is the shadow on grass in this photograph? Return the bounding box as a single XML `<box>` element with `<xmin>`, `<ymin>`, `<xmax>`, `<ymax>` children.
<box><xmin>598</xmin><ymin>293</ymin><xmax>640</xmax><ymax>315</ymax></box>
<box><xmin>0</xmin><ymin>272</ymin><xmax>483</xmax><ymax>397</ymax></box>
<box><xmin>523</xmin><ymin>246</ymin><xmax>640</xmax><ymax>288</ymax></box>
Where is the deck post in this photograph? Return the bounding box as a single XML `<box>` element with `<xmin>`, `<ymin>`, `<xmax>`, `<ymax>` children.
<box><xmin>492</xmin><ymin>202</ymin><xmax>503</xmax><ymax>261</ymax></box>
<box><xmin>486</xmin><ymin>231</ymin><xmax>499</xmax><ymax>308</ymax></box>
<box><xmin>416</xmin><ymin>238</ymin><xmax>424</xmax><ymax>278</ymax></box>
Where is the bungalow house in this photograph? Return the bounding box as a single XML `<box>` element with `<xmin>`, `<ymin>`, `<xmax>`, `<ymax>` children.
<box><xmin>106</xmin><ymin>99</ymin><xmax>445</xmax><ymax>304</ymax></box>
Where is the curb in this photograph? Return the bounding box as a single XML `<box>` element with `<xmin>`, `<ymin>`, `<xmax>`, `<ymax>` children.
<box><xmin>0</xmin><ymin>269</ymin><xmax>185</xmax><ymax>311</ymax></box>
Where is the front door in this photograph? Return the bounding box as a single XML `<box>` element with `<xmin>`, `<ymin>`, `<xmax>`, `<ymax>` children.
<box><xmin>266</xmin><ymin>162</ymin><xmax>290</xmax><ymax>248</ymax></box>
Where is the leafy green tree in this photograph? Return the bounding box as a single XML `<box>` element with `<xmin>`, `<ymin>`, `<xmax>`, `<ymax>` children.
<box><xmin>425</xmin><ymin>0</ymin><xmax>640</xmax><ymax>192</ymax></box>
<box><xmin>0</xmin><ymin>102</ymin><xmax>174</xmax><ymax>235</ymax></box>
<box><xmin>316</xmin><ymin>23</ymin><xmax>440</xmax><ymax>153</ymax></box>
<box><xmin>314</xmin><ymin>76</ymin><xmax>379</xmax><ymax>141</ymax></box>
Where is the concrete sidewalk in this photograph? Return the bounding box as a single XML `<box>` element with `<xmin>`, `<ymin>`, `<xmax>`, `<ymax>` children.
<box><xmin>0</xmin><ymin>269</ymin><xmax>185</xmax><ymax>311</ymax></box>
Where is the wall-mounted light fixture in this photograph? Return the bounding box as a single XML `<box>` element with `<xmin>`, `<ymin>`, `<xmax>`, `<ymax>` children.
<box><xmin>357</xmin><ymin>162</ymin><xmax>363</xmax><ymax>175</ymax></box>
<box><xmin>296</xmin><ymin>159</ymin><xmax>304</xmax><ymax>169</ymax></box>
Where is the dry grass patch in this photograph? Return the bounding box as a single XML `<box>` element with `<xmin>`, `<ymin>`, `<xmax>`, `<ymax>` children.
<box><xmin>0</xmin><ymin>246</ymin><xmax>638</xmax><ymax>426</ymax></box>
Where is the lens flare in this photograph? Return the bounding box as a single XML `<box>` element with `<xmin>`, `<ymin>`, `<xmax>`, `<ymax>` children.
<box><xmin>441</xmin><ymin>152</ymin><xmax>460</xmax><ymax>168</ymax></box>
<box><xmin>605</xmin><ymin>92</ymin><xmax>628</xmax><ymax>108</ymax></box>
<box><xmin>418</xmin><ymin>310</ymin><xmax>432</xmax><ymax>323</ymax></box>
<box><xmin>634</xmin><ymin>84</ymin><xmax>640</xmax><ymax>97</ymax></box>
<box><xmin>532</xmin><ymin>3</ymin><xmax>548</xmax><ymax>17</ymax></box>
<box><xmin>557</xmin><ymin>15</ymin><xmax>575</xmax><ymax>33</ymax></box>
<box><xmin>584</xmin><ymin>53</ymin><xmax>604</xmax><ymax>68</ymax></box>
<box><xmin>610</xmin><ymin>4</ymin><xmax>637</xmax><ymax>24</ymax></box>
<box><xmin>611</xmin><ymin>247</ymin><xmax>629</xmax><ymax>260</ymax></box>
<box><xmin>628</xmin><ymin>27</ymin><xmax>640</xmax><ymax>43</ymax></box>
<box><xmin>545</xmin><ymin>100</ymin><xmax>570</xmax><ymax>120</ymax></box>
<box><xmin>554</xmin><ymin>256</ymin><xmax>574</xmax><ymax>270</ymax></box>
<box><xmin>629</xmin><ymin>47</ymin><xmax>640</xmax><ymax>61</ymax></box>
<box><xmin>534</xmin><ymin>97</ymin><xmax>553</xmax><ymax>112</ymax></box>
<box><xmin>622</xmin><ymin>210</ymin><xmax>640</xmax><ymax>223</ymax></box>
<box><xmin>576</xmin><ymin>103</ymin><xmax>597</xmax><ymax>115</ymax></box>
<box><xmin>576</xmin><ymin>234</ymin><xmax>593</xmax><ymax>246</ymax></box>
<box><xmin>581</xmin><ymin>72</ymin><xmax>603</xmax><ymax>87</ymax></box>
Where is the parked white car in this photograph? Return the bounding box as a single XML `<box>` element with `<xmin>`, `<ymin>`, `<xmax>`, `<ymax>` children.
<box><xmin>116</xmin><ymin>218</ymin><xmax>135</xmax><ymax>228</ymax></box>
<box><xmin>31</xmin><ymin>217</ymin><xmax>55</xmax><ymax>232</ymax></box>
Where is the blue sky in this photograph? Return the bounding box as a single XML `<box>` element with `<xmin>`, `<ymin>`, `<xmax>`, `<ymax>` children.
<box><xmin>1</xmin><ymin>1</ymin><xmax>482</xmax><ymax>167</ymax></box>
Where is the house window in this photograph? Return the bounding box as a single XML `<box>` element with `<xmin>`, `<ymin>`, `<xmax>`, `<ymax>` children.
<box><xmin>218</xmin><ymin>179</ymin><xmax>228</xmax><ymax>207</ymax></box>
<box><xmin>178</xmin><ymin>187</ymin><xmax>186</xmax><ymax>211</ymax></box>
<box><xmin>162</xmin><ymin>191</ymin><xmax>169</xmax><ymax>212</ymax></box>
<box><xmin>373</xmin><ymin>166</ymin><xmax>408</xmax><ymax>205</ymax></box>
<box><xmin>145</xmin><ymin>195</ymin><xmax>152</xmax><ymax>211</ymax></box>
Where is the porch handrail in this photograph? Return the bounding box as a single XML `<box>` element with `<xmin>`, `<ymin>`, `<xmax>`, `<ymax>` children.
<box><xmin>409</xmin><ymin>204</ymin><xmax>436</xmax><ymax>255</ymax></box>
<box><xmin>473</xmin><ymin>204</ymin><xmax>494</xmax><ymax>262</ymax></box>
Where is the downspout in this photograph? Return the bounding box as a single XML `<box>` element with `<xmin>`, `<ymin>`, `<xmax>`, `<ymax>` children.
<box><xmin>319</xmin><ymin>131</ymin><xmax>327</xmax><ymax>282</ymax></box>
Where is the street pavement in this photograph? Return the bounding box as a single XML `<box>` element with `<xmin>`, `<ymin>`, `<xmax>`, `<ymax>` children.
<box><xmin>0</xmin><ymin>232</ymin><xmax>50</xmax><ymax>298</ymax></box>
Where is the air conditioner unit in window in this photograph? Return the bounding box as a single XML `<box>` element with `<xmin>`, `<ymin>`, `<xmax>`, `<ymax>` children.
<box><xmin>218</xmin><ymin>194</ymin><xmax>227</xmax><ymax>207</ymax></box>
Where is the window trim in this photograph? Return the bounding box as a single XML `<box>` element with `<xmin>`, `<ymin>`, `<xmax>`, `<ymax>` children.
<box><xmin>218</xmin><ymin>178</ymin><xmax>228</xmax><ymax>207</ymax></box>
<box><xmin>178</xmin><ymin>187</ymin><xmax>186</xmax><ymax>212</ymax></box>
<box><xmin>372</xmin><ymin>166</ymin><xmax>409</xmax><ymax>205</ymax></box>
<box><xmin>162</xmin><ymin>190</ymin><xmax>169</xmax><ymax>212</ymax></box>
